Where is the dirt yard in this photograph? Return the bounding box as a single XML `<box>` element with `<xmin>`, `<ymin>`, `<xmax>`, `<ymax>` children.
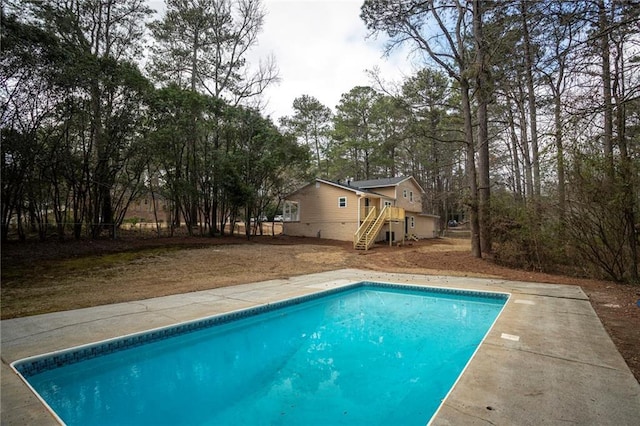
<box><xmin>2</xmin><ymin>235</ymin><xmax>638</xmax><ymax>382</ymax></box>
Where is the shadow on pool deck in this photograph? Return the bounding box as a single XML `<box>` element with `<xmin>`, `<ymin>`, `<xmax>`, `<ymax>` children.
<box><xmin>2</xmin><ymin>269</ymin><xmax>639</xmax><ymax>425</ymax></box>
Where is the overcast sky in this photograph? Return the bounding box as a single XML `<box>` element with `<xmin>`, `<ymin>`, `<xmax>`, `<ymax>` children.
<box><xmin>249</xmin><ymin>0</ymin><xmax>417</xmax><ymax>121</ymax></box>
<box><xmin>147</xmin><ymin>0</ymin><xmax>418</xmax><ymax>122</ymax></box>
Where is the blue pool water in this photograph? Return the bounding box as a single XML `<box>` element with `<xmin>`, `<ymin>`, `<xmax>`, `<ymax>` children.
<box><xmin>14</xmin><ymin>283</ymin><xmax>507</xmax><ymax>425</ymax></box>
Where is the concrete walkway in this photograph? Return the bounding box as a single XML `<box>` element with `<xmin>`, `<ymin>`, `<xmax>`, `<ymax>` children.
<box><xmin>2</xmin><ymin>269</ymin><xmax>639</xmax><ymax>425</ymax></box>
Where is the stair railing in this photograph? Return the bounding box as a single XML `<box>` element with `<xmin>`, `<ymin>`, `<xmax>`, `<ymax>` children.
<box><xmin>353</xmin><ymin>206</ymin><xmax>377</xmax><ymax>249</ymax></box>
<box><xmin>354</xmin><ymin>206</ymin><xmax>406</xmax><ymax>250</ymax></box>
<box><xmin>360</xmin><ymin>205</ymin><xmax>389</xmax><ymax>250</ymax></box>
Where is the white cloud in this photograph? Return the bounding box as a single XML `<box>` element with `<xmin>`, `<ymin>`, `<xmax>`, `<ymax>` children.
<box><xmin>249</xmin><ymin>0</ymin><xmax>417</xmax><ymax>121</ymax></box>
<box><xmin>146</xmin><ymin>0</ymin><xmax>418</xmax><ymax>122</ymax></box>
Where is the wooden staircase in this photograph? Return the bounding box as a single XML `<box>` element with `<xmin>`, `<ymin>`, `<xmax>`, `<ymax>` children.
<box><xmin>354</xmin><ymin>206</ymin><xmax>404</xmax><ymax>250</ymax></box>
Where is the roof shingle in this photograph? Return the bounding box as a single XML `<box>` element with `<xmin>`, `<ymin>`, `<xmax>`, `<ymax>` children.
<box><xmin>348</xmin><ymin>176</ymin><xmax>410</xmax><ymax>189</ymax></box>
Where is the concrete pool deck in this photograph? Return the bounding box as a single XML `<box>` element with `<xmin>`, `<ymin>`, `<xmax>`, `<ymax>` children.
<box><xmin>1</xmin><ymin>269</ymin><xmax>639</xmax><ymax>425</ymax></box>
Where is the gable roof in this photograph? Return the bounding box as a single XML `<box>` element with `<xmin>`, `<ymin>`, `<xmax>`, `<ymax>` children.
<box><xmin>349</xmin><ymin>176</ymin><xmax>409</xmax><ymax>188</ymax></box>
<box><xmin>349</xmin><ymin>176</ymin><xmax>425</xmax><ymax>193</ymax></box>
<box><xmin>286</xmin><ymin>176</ymin><xmax>424</xmax><ymax>199</ymax></box>
<box><xmin>286</xmin><ymin>178</ymin><xmax>390</xmax><ymax>199</ymax></box>
<box><xmin>316</xmin><ymin>178</ymin><xmax>390</xmax><ymax>198</ymax></box>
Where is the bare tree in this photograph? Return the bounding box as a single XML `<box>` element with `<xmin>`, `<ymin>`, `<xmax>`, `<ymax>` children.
<box><xmin>361</xmin><ymin>0</ymin><xmax>485</xmax><ymax>257</ymax></box>
<box><xmin>148</xmin><ymin>0</ymin><xmax>278</xmax><ymax>105</ymax></box>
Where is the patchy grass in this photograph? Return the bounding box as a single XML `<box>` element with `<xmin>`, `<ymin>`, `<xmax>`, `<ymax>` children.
<box><xmin>1</xmin><ymin>246</ymin><xmax>191</xmax><ymax>317</ymax></box>
<box><xmin>2</xmin><ymin>247</ymin><xmax>181</xmax><ymax>283</ymax></box>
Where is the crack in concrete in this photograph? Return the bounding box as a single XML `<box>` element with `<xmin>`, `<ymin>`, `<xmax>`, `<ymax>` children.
<box><xmin>487</xmin><ymin>342</ymin><xmax>622</xmax><ymax>372</ymax></box>
<box><xmin>1</xmin><ymin>303</ymin><xmax>164</xmax><ymax>344</ymax></box>
<box><xmin>441</xmin><ymin>402</ymin><xmax>497</xmax><ymax>425</ymax></box>
<box><xmin>512</xmin><ymin>291</ymin><xmax>589</xmax><ymax>302</ymax></box>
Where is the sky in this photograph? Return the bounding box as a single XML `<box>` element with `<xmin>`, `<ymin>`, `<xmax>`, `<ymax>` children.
<box><xmin>248</xmin><ymin>0</ymin><xmax>417</xmax><ymax>121</ymax></box>
<box><xmin>147</xmin><ymin>0</ymin><xmax>418</xmax><ymax>122</ymax></box>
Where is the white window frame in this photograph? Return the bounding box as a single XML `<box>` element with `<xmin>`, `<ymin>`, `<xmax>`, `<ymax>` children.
<box><xmin>403</xmin><ymin>189</ymin><xmax>408</xmax><ymax>198</ymax></box>
<box><xmin>409</xmin><ymin>191</ymin><xmax>414</xmax><ymax>202</ymax></box>
<box><xmin>284</xmin><ymin>200</ymin><xmax>300</xmax><ymax>222</ymax></box>
<box><xmin>384</xmin><ymin>200</ymin><xmax>392</xmax><ymax>207</ymax></box>
<box><xmin>338</xmin><ymin>196</ymin><xmax>347</xmax><ymax>208</ymax></box>
<box><xmin>410</xmin><ymin>216</ymin><xmax>415</xmax><ymax>228</ymax></box>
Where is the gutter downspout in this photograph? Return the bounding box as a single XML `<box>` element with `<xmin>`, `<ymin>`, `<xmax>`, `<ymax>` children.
<box><xmin>356</xmin><ymin>192</ymin><xmax>364</xmax><ymax>224</ymax></box>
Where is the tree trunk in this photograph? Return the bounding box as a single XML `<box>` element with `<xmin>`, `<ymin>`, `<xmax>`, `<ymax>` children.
<box><xmin>516</xmin><ymin>84</ymin><xmax>534</xmax><ymax>202</ymax></box>
<box><xmin>612</xmin><ymin>32</ymin><xmax>638</xmax><ymax>282</ymax></box>
<box><xmin>91</xmin><ymin>82</ymin><xmax>106</xmax><ymax>239</ymax></box>
<box><xmin>521</xmin><ymin>0</ymin><xmax>541</xmax><ymax>199</ymax></box>
<box><xmin>461</xmin><ymin>79</ymin><xmax>481</xmax><ymax>258</ymax></box>
<box><xmin>474</xmin><ymin>0</ymin><xmax>491</xmax><ymax>256</ymax></box>
<box><xmin>554</xmin><ymin>89</ymin><xmax>566</xmax><ymax>224</ymax></box>
<box><xmin>506</xmin><ymin>97</ymin><xmax>523</xmax><ymax>202</ymax></box>
<box><xmin>599</xmin><ymin>0</ymin><xmax>614</xmax><ymax>173</ymax></box>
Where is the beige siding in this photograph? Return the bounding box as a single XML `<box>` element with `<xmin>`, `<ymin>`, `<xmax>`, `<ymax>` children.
<box><xmin>284</xmin><ymin>221</ymin><xmax>358</xmax><ymax>240</ymax></box>
<box><xmin>378</xmin><ymin>221</ymin><xmax>403</xmax><ymax>242</ymax></box>
<box><xmin>395</xmin><ymin>180</ymin><xmax>423</xmax><ymax>213</ymax></box>
<box><xmin>373</xmin><ymin>187</ymin><xmax>396</xmax><ymax>200</ymax></box>
<box><xmin>406</xmin><ymin>214</ymin><xmax>439</xmax><ymax>239</ymax></box>
<box><xmin>284</xmin><ymin>178</ymin><xmax>439</xmax><ymax>242</ymax></box>
<box><xmin>283</xmin><ymin>182</ymin><xmax>360</xmax><ymax>241</ymax></box>
<box><xmin>359</xmin><ymin>196</ymin><xmax>383</xmax><ymax>218</ymax></box>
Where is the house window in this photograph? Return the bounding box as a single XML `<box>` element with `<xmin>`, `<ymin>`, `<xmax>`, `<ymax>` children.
<box><xmin>338</xmin><ymin>196</ymin><xmax>347</xmax><ymax>208</ymax></box>
<box><xmin>410</xmin><ymin>216</ymin><xmax>415</xmax><ymax>228</ymax></box>
<box><xmin>284</xmin><ymin>200</ymin><xmax>300</xmax><ymax>222</ymax></box>
<box><xmin>409</xmin><ymin>191</ymin><xmax>414</xmax><ymax>202</ymax></box>
<box><xmin>384</xmin><ymin>201</ymin><xmax>392</xmax><ymax>207</ymax></box>
<box><xmin>403</xmin><ymin>189</ymin><xmax>407</xmax><ymax>198</ymax></box>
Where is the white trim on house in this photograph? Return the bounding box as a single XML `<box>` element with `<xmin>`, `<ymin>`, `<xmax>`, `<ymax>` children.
<box><xmin>283</xmin><ymin>176</ymin><xmax>440</xmax><ymax>242</ymax></box>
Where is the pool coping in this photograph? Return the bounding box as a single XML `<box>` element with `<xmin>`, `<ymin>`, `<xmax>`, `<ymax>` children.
<box><xmin>11</xmin><ymin>281</ymin><xmax>509</xmax><ymax>378</ymax></box>
<box><xmin>2</xmin><ymin>269</ymin><xmax>640</xmax><ymax>425</ymax></box>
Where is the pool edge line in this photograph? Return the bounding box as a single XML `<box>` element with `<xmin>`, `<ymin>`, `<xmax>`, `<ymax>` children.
<box><xmin>10</xmin><ymin>280</ymin><xmax>510</xmax><ymax>425</ymax></box>
<box><xmin>427</xmin><ymin>291</ymin><xmax>512</xmax><ymax>425</ymax></box>
<box><xmin>9</xmin><ymin>281</ymin><xmax>364</xmax><ymax>377</ymax></box>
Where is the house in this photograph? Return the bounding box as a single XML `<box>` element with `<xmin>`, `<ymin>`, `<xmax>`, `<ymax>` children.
<box><xmin>282</xmin><ymin>176</ymin><xmax>440</xmax><ymax>249</ymax></box>
<box><xmin>126</xmin><ymin>193</ymin><xmax>170</xmax><ymax>224</ymax></box>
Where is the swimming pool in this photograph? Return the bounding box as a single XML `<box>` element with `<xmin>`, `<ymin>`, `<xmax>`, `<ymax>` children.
<box><xmin>12</xmin><ymin>282</ymin><xmax>508</xmax><ymax>425</ymax></box>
